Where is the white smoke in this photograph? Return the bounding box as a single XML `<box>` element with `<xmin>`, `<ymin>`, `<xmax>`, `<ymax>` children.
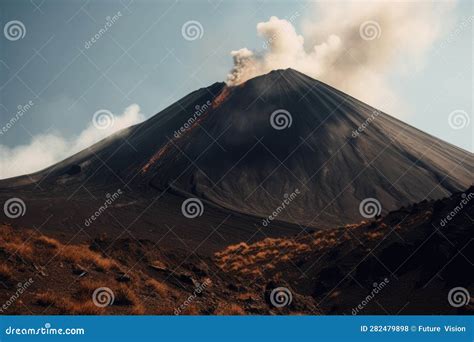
<box><xmin>227</xmin><ymin>0</ymin><xmax>455</xmax><ymax>115</ymax></box>
<box><xmin>0</xmin><ymin>104</ymin><xmax>145</xmax><ymax>179</ymax></box>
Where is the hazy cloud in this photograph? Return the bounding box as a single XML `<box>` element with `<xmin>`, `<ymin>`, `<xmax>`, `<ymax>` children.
<box><xmin>0</xmin><ymin>104</ymin><xmax>145</xmax><ymax>179</ymax></box>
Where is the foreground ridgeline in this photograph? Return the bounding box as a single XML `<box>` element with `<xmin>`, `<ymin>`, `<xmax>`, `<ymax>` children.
<box><xmin>0</xmin><ymin>187</ymin><xmax>472</xmax><ymax>315</ymax></box>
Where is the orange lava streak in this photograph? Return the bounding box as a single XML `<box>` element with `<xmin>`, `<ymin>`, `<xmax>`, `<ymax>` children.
<box><xmin>141</xmin><ymin>87</ymin><xmax>230</xmax><ymax>173</ymax></box>
<box><xmin>211</xmin><ymin>86</ymin><xmax>231</xmax><ymax>109</ymax></box>
<box><xmin>141</xmin><ymin>143</ymin><xmax>173</xmax><ymax>173</ymax></box>
<box><xmin>142</xmin><ymin>87</ymin><xmax>231</xmax><ymax>174</ymax></box>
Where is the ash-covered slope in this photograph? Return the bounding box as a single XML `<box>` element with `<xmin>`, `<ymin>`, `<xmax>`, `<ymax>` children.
<box><xmin>2</xmin><ymin>69</ymin><xmax>472</xmax><ymax>228</ymax></box>
<box><xmin>143</xmin><ymin>69</ymin><xmax>472</xmax><ymax>227</ymax></box>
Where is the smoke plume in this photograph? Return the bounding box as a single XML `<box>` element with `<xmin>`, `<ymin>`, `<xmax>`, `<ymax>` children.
<box><xmin>227</xmin><ymin>1</ymin><xmax>454</xmax><ymax>115</ymax></box>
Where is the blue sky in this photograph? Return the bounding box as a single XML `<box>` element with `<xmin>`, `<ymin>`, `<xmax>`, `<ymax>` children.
<box><xmin>0</xmin><ymin>0</ymin><xmax>472</xmax><ymax>178</ymax></box>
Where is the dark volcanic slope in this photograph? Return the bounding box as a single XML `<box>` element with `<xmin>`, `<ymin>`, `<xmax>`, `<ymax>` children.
<box><xmin>1</xmin><ymin>69</ymin><xmax>472</xmax><ymax>230</ymax></box>
<box><xmin>141</xmin><ymin>69</ymin><xmax>472</xmax><ymax>227</ymax></box>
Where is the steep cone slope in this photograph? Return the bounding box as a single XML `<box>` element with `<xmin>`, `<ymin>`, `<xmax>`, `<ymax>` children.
<box><xmin>2</xmin><ymin>69</ymin><xmax>472</xmax><ymax>228</ymax></box>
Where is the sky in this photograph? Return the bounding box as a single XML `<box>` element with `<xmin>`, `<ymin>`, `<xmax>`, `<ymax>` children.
<box><xmin>0</xmin><ymin>0</ymin><xmax>472</xmax><ymax>179</ymax></box>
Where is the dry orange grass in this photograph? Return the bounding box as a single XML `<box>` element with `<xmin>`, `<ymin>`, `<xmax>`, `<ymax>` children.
<box><xmin>0</xmin><ymin>225</ymin><xmax>116</xmax><ymax>272</ymax></box>
<box><xmin>76</xmin><ymin>279</ymin><xmax>138</xmax><ymax>305</ymax></box>
<box><xmin>35</xmin><ymin>235</ymin><xmax>60</xmax><ymax>248</ymax></box>
<box><xmin>65</xmin><ymin>302</ymin><xmax>105</xmax><ymax>315</ymax></box>
<box><xmin>216</xmin><ymin>242</ymin><xmax>249</xmax><ymax>255</ymax></box>
<box><xmin>145</xmin><ymin>278</ymin><xmax>172</xmax><ymax>298</ymax></box>
<box><xmin>216</xmin><ymin>237</ymin><xmax>313</xmax><ymax>275</ymax></box>
<box><xmin>180</xmin><ymin>305</ymin><xmax>200</xmax><ymax>315</ymax></box>
<box><xmin>0</xmin><ymin>264</ymin><xmax>12</xmax><ymax>281</ymax></box>
<box><xmin>35</xmin><ymin>290</ymin><xmax>105</xmax><ymax>315</ymax></box>
<box><xmin>59</xmin><ymin>245</ymin><xmax>117</xmax><ymax>271</ymax></box>
<box><xmin>215</xmin><ymin>303</ymin><xmax>246</xmax><ymax>315</ymax></box>
<box><xmin>35</xmin><ymin>291</ymin><xmax>58</xmax><ymax>307</ymax></box>
<box><xmin>150</xmin><ymin>260</ymin><xmax>167</xmax><ymax>270</ymax></box>
<box><xmin>74</xmin><ymin>279</ymin><xmax>104</xmax><ymax>300</ymax></box>
<box><xmin>114</xmin><ymin>284</ymin><xmax>139</xmax><ymax>306</ymax></box>
<box><xmin>236</xmin><ymin>292</ymin><xmax>259</xmax><ymax>301</ymax></box>
<box><xmin>36</xmin><ymin>279</ymin><xmax>144</xmax><ymax>314</ymax></box>
<box><xmin>0</xmin><ymin>225</ymin><xmax>150</xmax><ymax>314</ymax></box>
<box><xmin>130</xmin><ymin>303</ymin><xmax>146</xmax><ymax>315</ymax></box>
<box><xmin>365</xmin><ymin>231</ymin><xmax>384</xmax><ymax>240</ymax></box>
<box><xmin>2</xmin><ymin>241</ymin><xmax>34</xmax><ymax>259</ymax></box>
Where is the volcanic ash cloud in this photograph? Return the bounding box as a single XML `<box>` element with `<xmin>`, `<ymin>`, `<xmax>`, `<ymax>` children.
<box><xmin>226</xmin><ymin>1</ymin><xmax>454</xmax><ymax>115</ymax></box>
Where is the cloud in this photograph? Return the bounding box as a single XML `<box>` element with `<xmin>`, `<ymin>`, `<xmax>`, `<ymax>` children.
<box><xmin>227</xmin><ymin>0</ymin><xmax>455</xmax><ymax>116</ymax></box>
<box><xmin>0</xmin><ymin>104</ymin><xmax>145</xmax><ymax>179</ymax></box>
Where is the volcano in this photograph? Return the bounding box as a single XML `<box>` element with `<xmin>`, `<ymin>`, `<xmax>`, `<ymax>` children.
<box><xmin>0</xmin><ymin>68</ymin><xmax>473</xmax><ymax>316</ymax></box>
<box><xmin>1</xmin><ymin>69</ymin><xmax>472</xmax><ymax>232</ymax></box>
